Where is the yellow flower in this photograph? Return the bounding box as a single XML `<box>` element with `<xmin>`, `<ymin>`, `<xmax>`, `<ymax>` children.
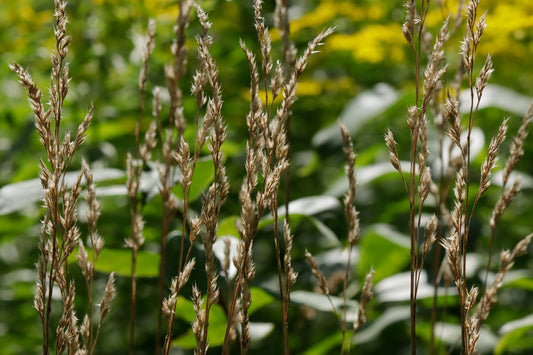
<box><xmin>328</xmin><ymin>24</ymin><xmax>406</xmax><ymax>64</ymax></box>
<box><xmin>272</xmin><ymin>1</ymin><xmax>383</xmax><ymax>40</ymax></box>
<box><xmin>240</xmin><ymin>80</ymin><xmax>327</xmax><ymax>104</ymax></box>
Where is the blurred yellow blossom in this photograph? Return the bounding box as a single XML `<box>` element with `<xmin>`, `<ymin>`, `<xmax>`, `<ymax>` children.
<box><xmin>1</xmin><ymin>1</ymin><xmax>52</xmax><ymax>52</ymax></box>
<box><xmin>92</xmin><ymin>0</ymin><xmax>178</xmax><ymax>22</ymax></box>
<box><xmin>292</xmin><ymin>1</ymin><xmax>383</xmax><ymax>34</ymax></box>
<box><xmin>143</xmin><ymin>0</ymin><xmax>179</xmax><ymax>22</ymax></box>
<box><xmin>424</xmin><ymin>0</ymin><xmax>533</xmax><ymax>59</ymax></box>
<box><xmin>481</xmin><ymin>3</ymin><xmax>533</xmax><ymax>58</ymax></box>
<box><xmin>240</xmin><ymin>77</ymin><xmax>355</xmax><ymax>104</ymax></box>
<box><xmin>272</xmin><ymin>1</ymin><xmax>383</xmax><ymax>40</ymax></box>
<box><xmin>328</xmin><ymin>24</ymin><xmax>406</xmax><ymax>64</ymax></box>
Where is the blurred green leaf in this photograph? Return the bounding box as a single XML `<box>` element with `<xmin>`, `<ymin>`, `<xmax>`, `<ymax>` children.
<box><xmin>174</xmin><ymin>157</ymin><xmax>215</xmax><ymax>202</ymax></box>
<box><xmin>359</xmin><ymin>224</ymin><xmax>410</xmax><ymax>283</ymax></box>
<box><xmin>415</xmin><ymin>322</ymin><xmax>497</xmax><ymax>354</ymax></box>
<box><xmin>501</xmin><ymin>270</ymin><xmax>533</xmax><ymax>291</ymax></box>
<box><xmin>278</xmin><ymin>196</ymin><xmax>341</xmax><ymax>217</ymax></box>
<box><xmin>0</xmin><ymin>168</ymin><xmax>125</xmax><ymax>215</ymax></box>
<box><xmin>70</xmin><ymin>248</ymin><xmax>160</xmax><ymax>278</ymax></box>
<box><xmin>218</xmin><ymin>216</ymin><xmax>240</xmax><ymax>238</ymax></box>
<box><xmin>496</xmin><ymin>314</ymin><xmax>533</xmax><ymax>355</ymax></box>
<box><xmin>248</xmin><ymin>287</ymin><xmax>276</xmax><ymax>316</ymax></box>
<box><xmin>353</xmin><ymin>306</ymin><xmax>410</xmax><ymax>345</ymax></box>
<box><xmin>174</xmin><ymin>296</ymin><xmax>197</xmax><ymax>323</ymax></box>
<box><xmin>291</xmin><ymin>291</ymin><xmax>358</xmax><ymax>321</ymax></box>
<box><xmin>172</xmin><ymin>297</ymin><xmax>227</xmax><ymax>349</ymax></box>
<box><xmin>304</xmin><ymin>331</ymin><xmax>343</xmax><ymax>355</ymax></box>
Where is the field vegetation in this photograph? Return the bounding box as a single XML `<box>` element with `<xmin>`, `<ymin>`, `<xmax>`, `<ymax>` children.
<box><xmin>1</xmin><ymin>0</ymin><xmax>533</xmax><ymax>354</ymax></box>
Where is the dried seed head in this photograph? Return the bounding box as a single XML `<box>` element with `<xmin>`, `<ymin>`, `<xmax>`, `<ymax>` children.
<box><xmin>475</xmin><ymin>54</ymin><xmax>493</xmax><ymax>98</ymax></box>
<box><xmin>385</xmin><ymin>129</ymin><xmax>401</xmax><ymax>172</ymax></box>
<box><xmin>418</xmin><ymin>165</ymin><xmax>432</xmax><ymax>203</ymax></box>
<box><xmin>503</xmin><ymin>104</ymin><xmax>531</xmax><ymax>186</ymax></box>
<box><xmin>402</xmin><ymin>0</ymin><xmax>416</xmax><ymax>47</ymax></box>
<box><xmin>423</xmin><ymin>214</ymin><xmax>438</xmax><ymax>255</ymax></box>
<box><xmin>441</xmin><ymin>232</ymin><xmax>462</xmax><ymax>281</ymax></box>
<box><xmin>422</xmin><ymin>16</ymin><xmax>450</xmax><ymax>112</ymax></box>
<box><xmin>354</xmin><ymin>267</ymin><xmax>374</xmax><ymax>333</ymax></box>
<box><xmin>139</xmin><ymin>120</ymin><xmax>158</xmax><ymax>162</ymax></box>
<box><xmin>490</xmin><ymin>178</ymin><xmax>521</xmax><ymax>229</ymax></box>
<box><xmin>283</xmin><ymin>220</ymin><xmax>298</xmax><ymax>288</ymax></box>
<box><xmin>475</xmin><ymin>233</ymin><xmax>532</xmax><ymax>329</ymax></box>
<box><xmin>465</xmin><ymin>286</ymin><xmax>478</xmax><ymax>312</ymax></box>
<box><xmin>76</xmin><ymin>241</ymin><xmax>91</xmax><ymax>282</ymax></box>
<box><xmin>473</xmin><ymin>12</ymin><xmax>487</xmax><ymax>46</ymax></box>
<box><xmin>99</xmin><ymin>272</ymin><xmax>116</xmax><ymax>322</ymax></box>
<box><xmin>271</xmin><ymin>61</ymin><xmax>284</xmax><ymax>99</ymax></box>
<box><xmin>294</xmin><ymin>27</ymin><xmax>334</xmax><ymax>78</ymax></box>
<box><xmin>305</xmin><ymin>249</ymin><xmax>330</xmax><ymax>296</ymax></box>
<box><xmin>407</xmin><ymin>105</ymin><xmax>417</xmax><ymax>132</ymax></box>
<box><xmin>222</xmin><ymin>237</ymin><xmax>231</xmax><ymax>279</ymax></box>
<box><xmin>191</xmin><ymin>284</ymin><xmax>205</xmax><ymax>345</ymax></box>
<box><xmin>511</xmin><ymin>233</ymin><xmax>532</xmax><ymax>259</ymax></box>
<box><xmin>478</xmin><ymin>118</ymin><xmax>508</xmax><ymax>198</ymax></box>
<box><xmin>81</xmin><ymin>314</ymin><xmax>90</xmax><ymax>349</ymax></box>
<box><xmin>460</xmin><ymin>37</ymin><xmax>473</xmax><ymax>70</ymax></box>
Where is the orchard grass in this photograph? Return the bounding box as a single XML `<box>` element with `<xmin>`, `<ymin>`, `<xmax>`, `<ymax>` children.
<box><xmin>6</xmin><ymin>0</ymin><xmax>533</xmax><ymax>354</ymax></box>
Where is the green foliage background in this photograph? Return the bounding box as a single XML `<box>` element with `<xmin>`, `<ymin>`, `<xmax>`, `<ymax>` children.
<box><xmin>1</xmin><ymin>0</ymin><xmax>533</xmax><ymax>354</ymax></box>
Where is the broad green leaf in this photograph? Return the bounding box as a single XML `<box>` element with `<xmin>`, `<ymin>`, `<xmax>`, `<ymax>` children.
<box><xmin>95</xmin><ymin>117</ymin><xmax>135</xmax><ymax>141</ymax></box>
<box><xmin>307</xmin><ymin>216</ymin><xmax>342</xmax><ymax>248</ymax></box>
<box><xmin>459</xmin><ymin>84</ymin><xmax>533</xmax><ymax>117</ymax></box>
<box><xmin>304</xmin><ymin>331</ymin><xmax>343</xmax><ymax>355</ymax></box>
<box><xmin>172</xmin><ymin>298</ymin><xmax>227</xmax><ymax>349</ymax></box>
<box><xmin>1</xmin><ymin>269</ymin><xmax>36</xmax><ymax>300</ymax></box>
<box><xmin>294</xmin><ymin>150</ymin><xmax>320</xmax><ymax>178</ymax></box>
<box><xmin>353</xmin><ymin>306</ymin><xmax>410</xmax><ymax>344</ymax></box>
<box><xmin>358</xmin><ymin>224</ymin><xmax>410</xmax><ymax>283</ymax></box>
<box><xmin>248</xmin><ymin>287</ymin><xmax>276</xmax><ymax>316</ymax></box>
<box><xmin>257</xmin><ymin>196</ymin><xmax>341</xmax><ymax>247</ymax></box>
<box><xmin>355</xmin><ymin>143</ymin><xmax>385</xmax><ymax>167</ymax></box>
<box><xmin>278</xmin><ymin>196</ymin><xmax>341</xmax><ymax>217</ymax></box>
<box><xmin>249</xmin><ymin>322</ymin><xmax>275</xmax><ymax>341</ymax></box>
<box><xmin>493</xmin><ymin>170</ymin><xmax>533</xmax><ymax>188</ymax></box>
<box><xmin>257</xmin><ymin>213</ymin><xmax>340</xmax><ymax>248</ymax></box>
<box><xmin>257</xmin><ymin>213</ymin><xmax>304</xmax><ymax>231</ymax></box>
<box><xmin>312</xmin><ymin>83</ymin><xmax>399</xmax><ymax>148</ymax></box>
<box><xmin>217</xmin><ymin>216</ymin><xmax>240</xmax><ymax>238</ymax></box>
<box><xmin>416</xmin><ymin>322</ymin><xmax>497</xmax><ymax>354</ymax></box>
<box><xmin>174</xmin><ymin>157</ymin><xmax>215</xmax><ymax>202</ymax></box>
<box><xmin>500</xmin><ymin>270</ymin><xmax>533</xmax><ymax>291</ymax></box>
<box><xmin>213</xmin><ymin>235</ymin><xmax>239</xmax><ymax>279</ymax></box>
<box><xmin>500</xmin><ymin>313</ymin><xmax>533</xmax><ymax>334</ymax></box>
<box><xmin>174</xmin><ymin>296</ymin><xmax>197</xmax><ymax>323</ymax></box>
<box><xmin>375</xmin><ymin>271</ymin><xmax>458</xmax><ymax>302</ymax></box>
<box><xmin>0</xmin><ymin>168</ymin><xmax>125</xmax><ymax>215</ymax></box>
<box><xmin>496</xmin><ymin>314</ymin><xmax>533</xmax><ymax>355</ymax></box>
<box><xmin>325</xmin><ymin>161</ymin><xmax>413</xmax><ymax>197</ymax></box>
<box><xmin>0</xmin><ymin>215</ymin><xmax>35</xmax><ymax>240</ymax></box>
<box><xmin>71</xmin><ymin>248</ymin><xmax>160</xmax><ymax>278</ymax></box>
<box><xmin>291</xmin><ymin>291</ymin><xmax>358</xmax><ymax>321</ymax></box>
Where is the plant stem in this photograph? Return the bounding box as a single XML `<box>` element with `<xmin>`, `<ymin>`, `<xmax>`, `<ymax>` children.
<box><xmin>156</xmin><ymin>211</ymin><xmax>170</xmax><ymax>355</ymax></box>
<box><xmin>129</xmin><ymin>246</ymin><xmax>138</xmax><ymax>355</ymax></box>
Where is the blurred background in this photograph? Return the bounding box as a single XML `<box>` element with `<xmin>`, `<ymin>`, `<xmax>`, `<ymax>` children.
<box><xmin>1</xmin><ymin>0</ymin><xmax>533</xmax><ymax>353</ymax></box>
